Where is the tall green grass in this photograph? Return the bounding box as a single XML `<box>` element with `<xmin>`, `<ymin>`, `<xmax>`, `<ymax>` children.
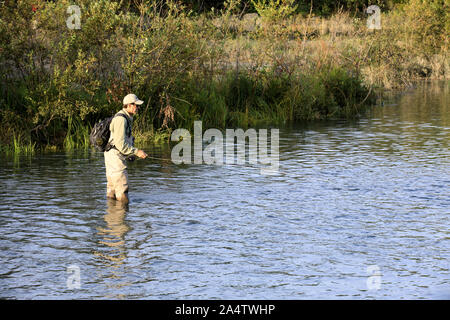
<box><xmin>168</xmin><ymin>67</ymin><xmax>374</xmax><ymax>131</ymax></box>
<box><xmin>2</xmin><ymin>133</ymin><xmax>37</xmax><ymax>155</ymax></box>
<box><xmin>63</xmin><ymin>116</ymin><xmax>91</xmax><ymax>151</ymax></box>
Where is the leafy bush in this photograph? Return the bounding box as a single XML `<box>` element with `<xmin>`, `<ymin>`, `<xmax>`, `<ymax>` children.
<box><xmin>251</xmin><ymin>0</ymin><xmax>298</xmax><ymax>21</ymax></box>
<box><xmin>397</xmin><ymin>0</ymin><xmax>448</xmax><ymax>55</ymax></box>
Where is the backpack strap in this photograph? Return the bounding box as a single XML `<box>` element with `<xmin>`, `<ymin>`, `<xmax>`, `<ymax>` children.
<box><xmin>105</xmin><ymin>113</ymin><xmax>132</xmax><ymax>152</ymax></box>
<box><xmin>115</xmin><ymin>113</ymin><xmax>131</xmax><ymax>138</ymax></box>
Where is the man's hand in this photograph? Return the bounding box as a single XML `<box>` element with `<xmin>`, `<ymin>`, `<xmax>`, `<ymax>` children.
<box><xmin>136</xmin><ymin>149</ymin><xmax>148</xmax><ymax>159</ymax></box>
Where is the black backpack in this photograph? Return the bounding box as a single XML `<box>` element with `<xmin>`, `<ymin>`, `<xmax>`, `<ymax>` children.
<box><xmin>90</xmin><ymin>113</ymin><xmax>130</xmax><ymax>152</ymax></box>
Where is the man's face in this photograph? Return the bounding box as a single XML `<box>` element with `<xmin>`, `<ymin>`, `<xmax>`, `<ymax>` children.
<box><xmin>127</xmin><ymin>103</ymin><xmax>138</xmax><ymax>115</ymax></box>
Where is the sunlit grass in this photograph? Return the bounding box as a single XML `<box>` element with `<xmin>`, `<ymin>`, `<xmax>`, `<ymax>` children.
<box><xmin>10</xmin><ymin>133</ymin><xmax>36</xmax><ymax>155</ymax></box>
<box><xmin>63</xmin><ymin>116</ymin><xmax>91</xmax><ymax>151</ymax></box>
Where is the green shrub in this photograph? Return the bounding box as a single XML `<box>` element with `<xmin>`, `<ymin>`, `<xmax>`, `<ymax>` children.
<box><xmin>395</xmin><ymin>0</ymin><xmax>448</xmax><ymax>55</ymax></box>
<box><xmin>251</xmin><ymin>0</ymin><xmax>298</xmax><ymax>22</ymax></box>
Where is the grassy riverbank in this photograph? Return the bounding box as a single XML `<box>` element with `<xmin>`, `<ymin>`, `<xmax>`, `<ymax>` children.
<box><xmin>0</xmin><ymin>0</ymin><xmax>448</xmax><ymax>153</ymax></box>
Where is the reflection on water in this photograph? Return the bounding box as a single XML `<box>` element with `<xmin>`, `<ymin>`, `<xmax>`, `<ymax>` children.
<box><xmin>0</xmin><ymin>81</ymin><xmax>448</xmax><ymax>299</ymax></box>
<box><xmin>94</xmin><ymin>200</ymin><xmax>130</xmax><ymax>298</ymax></box>
<box><xmin>96</xmin><ymin>200</ymin><xmax>129</xmax><ymax>261</ymax></box>
<box><xmin>94</xmin><ymin>199</ymin><xmax>130</xmax><ymax>299</ymax></box>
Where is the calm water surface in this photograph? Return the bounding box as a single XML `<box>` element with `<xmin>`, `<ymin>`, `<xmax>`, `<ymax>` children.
<box><xmin>0</xmin><ymin>82</ymin><xmax>449</xmax><ymax>299</ymax></box>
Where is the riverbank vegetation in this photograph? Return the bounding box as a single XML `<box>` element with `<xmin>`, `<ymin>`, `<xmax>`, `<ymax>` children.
<box><xmin>0</xmin><ymin>0</ymin><xmax>448</xmax><ymax>153</ymax></box>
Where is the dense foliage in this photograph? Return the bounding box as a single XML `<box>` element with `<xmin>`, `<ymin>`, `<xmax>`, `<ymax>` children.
<box><xmin>0</xmin><ymin>0</ymin><xmax>447</xmax><ymax>152</ymax></box>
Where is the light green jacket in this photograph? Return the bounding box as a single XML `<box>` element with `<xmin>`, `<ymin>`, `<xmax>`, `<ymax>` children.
<box><xmin>108</xmin><ymin>109</ymin><xmax>138</xmax><ymax>156</ymax></box>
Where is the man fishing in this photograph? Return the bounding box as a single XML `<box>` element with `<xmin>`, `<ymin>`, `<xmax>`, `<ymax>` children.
<box><xmin>104</xmin><ymin>93</ymin><xmax>148</xmax><ymax>203</ymax></box>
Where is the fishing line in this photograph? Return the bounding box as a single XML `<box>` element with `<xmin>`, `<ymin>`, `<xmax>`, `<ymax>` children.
<box><xmin>141</xmin><ymin>154</ymin><xmax>299</xmax><ymax>179</ymax></box>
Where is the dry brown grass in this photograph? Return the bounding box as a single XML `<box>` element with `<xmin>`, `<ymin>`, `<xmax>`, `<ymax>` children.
<box><xmin>201</xmin><ymin>8</ymin><xmax>448</xmax><ymax>90</ymax></box>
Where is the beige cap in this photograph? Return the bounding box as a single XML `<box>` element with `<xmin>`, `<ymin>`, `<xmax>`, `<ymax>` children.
<box><xmin>123</xmin><ymin>93</ymin><xmax>144</xmax><ymax>106</ymax></box>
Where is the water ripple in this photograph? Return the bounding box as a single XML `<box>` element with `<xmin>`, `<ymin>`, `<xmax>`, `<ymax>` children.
<box><xmin>1</xmin><ymin>82</ymin><xmax>449</xmax><ymax>299</ymax></box>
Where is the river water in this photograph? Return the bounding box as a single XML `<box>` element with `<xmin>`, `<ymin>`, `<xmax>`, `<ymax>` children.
<box><xmin>0</xmin><ymin>81</ymin><xmax>449</xmax><ymax>299</ymax></box>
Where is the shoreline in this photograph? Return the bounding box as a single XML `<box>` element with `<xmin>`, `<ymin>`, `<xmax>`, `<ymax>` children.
<box><xmin>0</xmin><ymin>0</ymin><xmax>447</xmax><ymax>154</ymax></box>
